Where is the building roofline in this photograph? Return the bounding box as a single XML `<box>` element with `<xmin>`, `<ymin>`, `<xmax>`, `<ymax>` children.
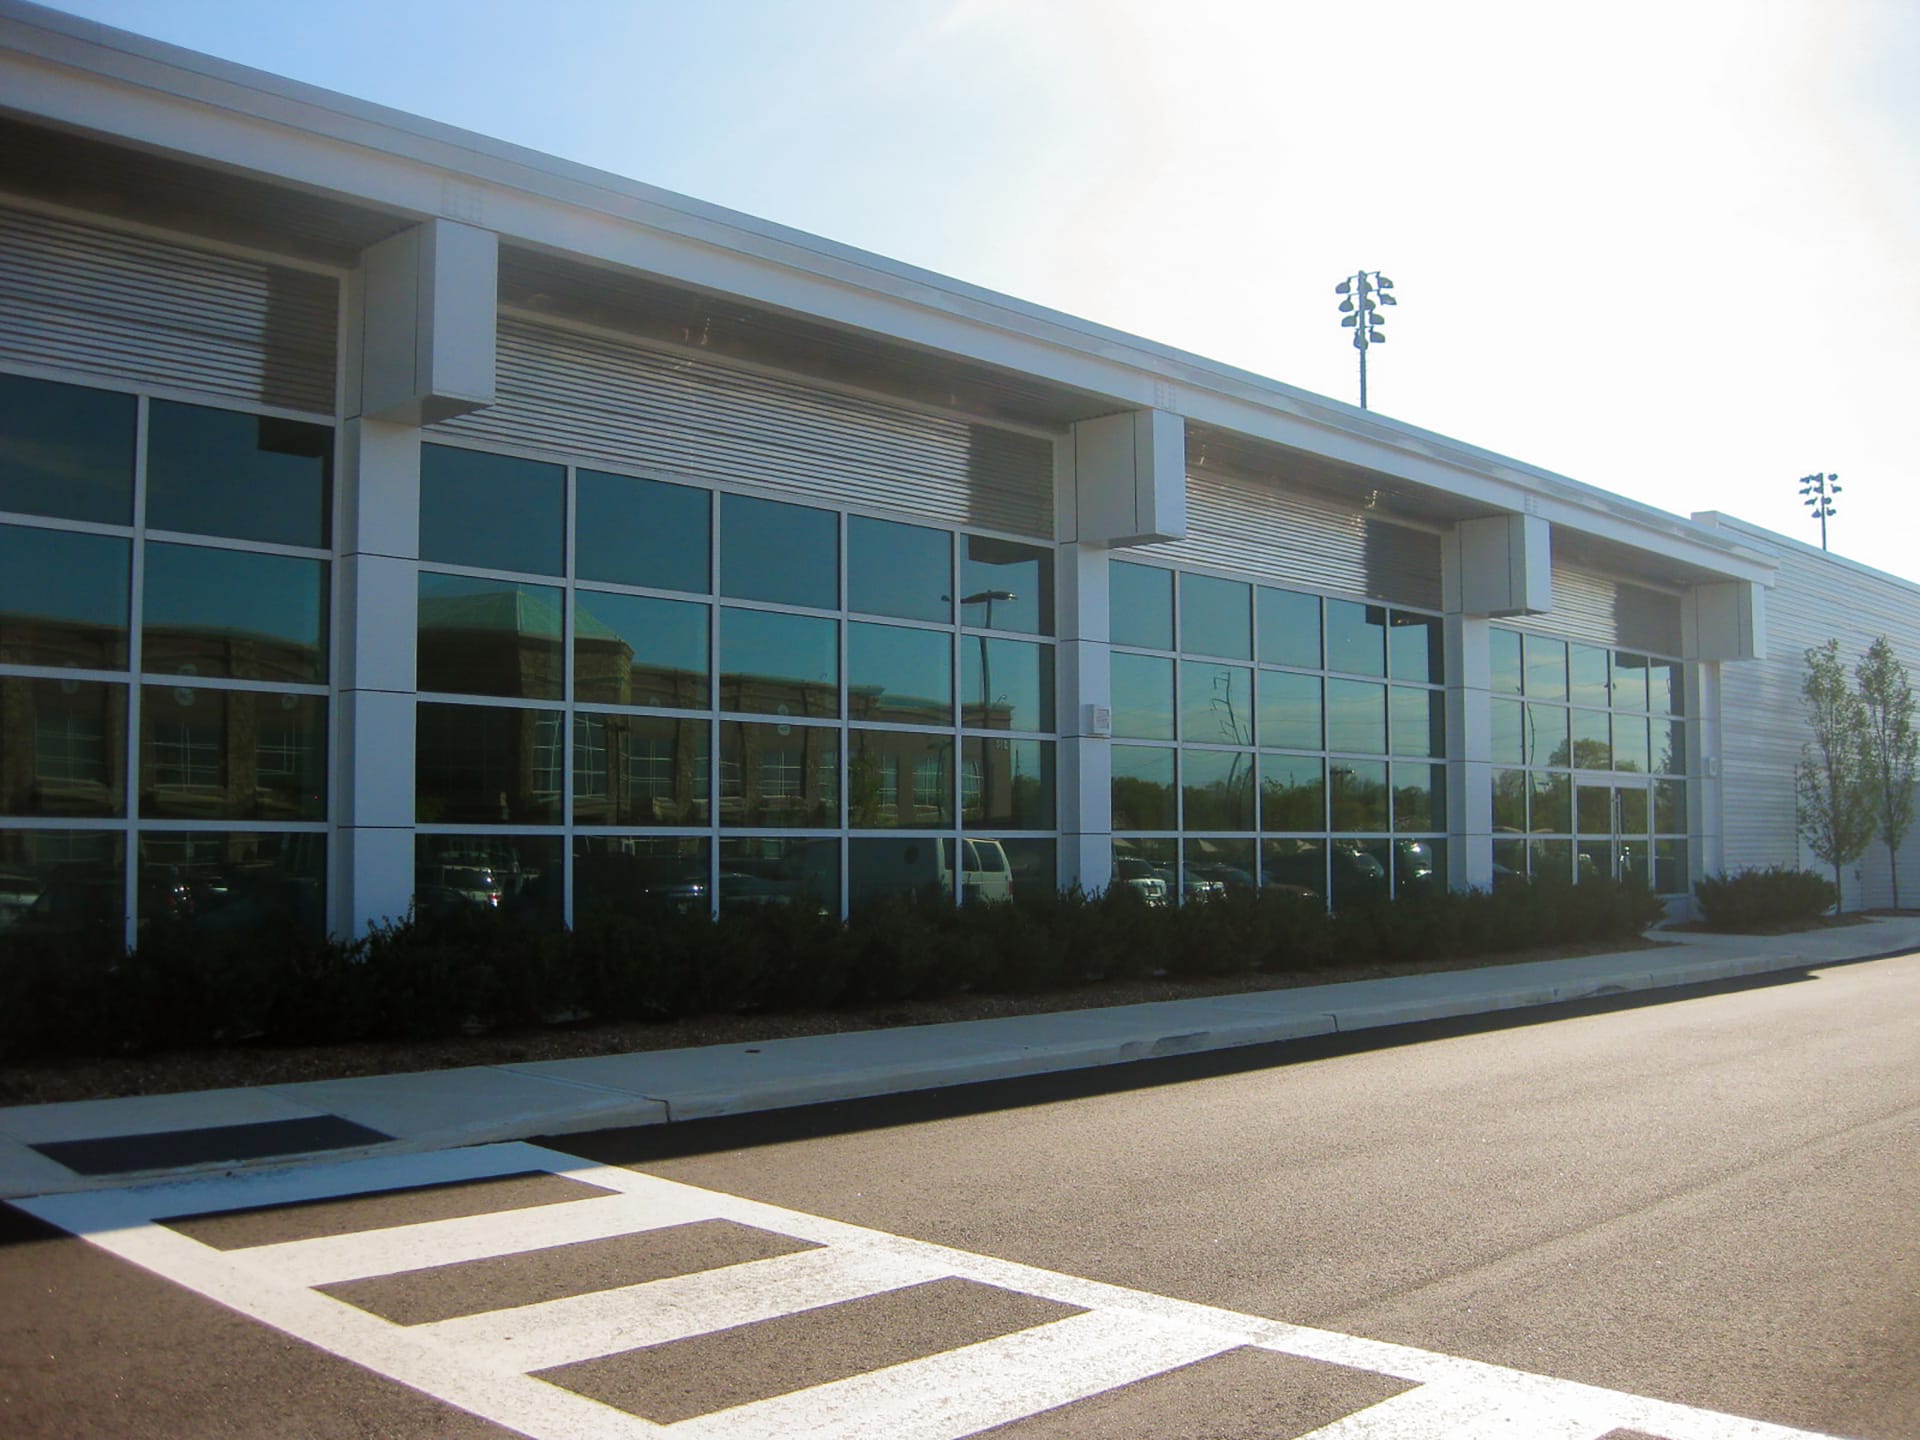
<box><xmin>0</xmin><ymin>0</ymin><xmax>1772</xmax><ymax>585</ymax></box>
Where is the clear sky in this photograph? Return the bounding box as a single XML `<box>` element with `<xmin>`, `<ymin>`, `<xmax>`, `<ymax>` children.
<box><xmin>33</xmin><ymin>0</ymin><xmax>1920</xmax><ymax>581</ymax></box>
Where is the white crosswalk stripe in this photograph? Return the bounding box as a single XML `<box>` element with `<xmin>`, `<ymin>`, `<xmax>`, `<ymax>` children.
<box><xmin>17</xmin><ymin>1142</ymin><xmax>1851</xmax><ymax>1440</ymax></box>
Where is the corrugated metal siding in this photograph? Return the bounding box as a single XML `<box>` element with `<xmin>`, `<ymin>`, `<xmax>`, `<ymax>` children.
<box><xmin>1154</xmin><ymin>471</ymin><xmax>1443</xmax><ymax>607</ymax></box>
<box><xmin>1515</xmin><ymin>561</ymin><xmax>1683</xmax><ymax>655</ymax></box>
<box><xmin>0</xmin><ymin>203</ymin><xmax>338</xmax><ymax>414</ymax></box>
<box><xmin>431</xmin><ymin>317</ymin><xmax>1055</xmax><ymax>538</ymax></box>
<box><xmin>1717</xmin><ymin>532</ymin><xmax>1920</xmax><ymax>908</ymax></box>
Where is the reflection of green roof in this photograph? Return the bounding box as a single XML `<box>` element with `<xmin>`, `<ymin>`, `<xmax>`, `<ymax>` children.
<box><xmin>418</xmin><ymin>590</ymin><xmax>620</xmax><ymax>638</ymax></box>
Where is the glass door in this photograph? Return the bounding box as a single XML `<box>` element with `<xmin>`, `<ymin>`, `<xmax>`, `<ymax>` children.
<box><xmin>1575</xmin><ymin>776</ymin><xmax>1652</xmax><ymax>884</ymax></box>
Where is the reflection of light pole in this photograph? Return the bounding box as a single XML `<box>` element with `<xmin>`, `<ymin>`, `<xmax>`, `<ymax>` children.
<box><xmin>960</xmin><ymin>589</ymin><xmax>1016</xmax><ymax>831</ymax></box>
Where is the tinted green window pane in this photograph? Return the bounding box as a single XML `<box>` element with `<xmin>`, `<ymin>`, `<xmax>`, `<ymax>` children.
<box><xmin>1325</xmin><ymin>600</ymin><xmax>1386</xmax><ymax>677</ymax></box>
<box><xmin>1489</xmin><ymin>628</ymin><xmax>1523</xmax><ymax>695</ymax></box>
<box><xmin>719</xmin><ymin>608</ymin><xmax>839</xmax><ymax>718</ymax></box>
<box><xmin>1390</xmin><ymin>686</ymin><xmax>1444</xmax><ymax>758</ymax></box>
<box><xmin>1181</xmin><ymin>661</ymin><xmax>1253</xmax><ymax>745</ymax></box>
<box><xmin>1262</xmin><ymin>837</ymin><xmax>1325</xmax><ymax>901</ymax></box>
<box><xmin>1493</xmin><ymin>769</ymin><xmax>1527</xmax><ymax>832</ymax></box>
<box><xmin>1655</xmin><ymin>778</ymin><xmax>1687</xmax><ymax>833</ymax></box>
<box><xmin>146</xmin><ymin>543</ymin><xmax>328</xmax><ymax>683</ymax></box>
<box><xmin>849</xmin><ymin>835</ymin><xmax>950</xmax><ymax>910</ymax></box>
<box><xmin>140</xmin><ymin>831</ymin><xmax>326</xmax><ymax>937</ymax></box>
<box><xmin>415</xmin><ymin>702</ymin><xmax>563</xmax><ymax>824</ymax></box>
<box><xmin>1181</xmin><ymin>748</ymin><xmax>1254</xmax><ymax>831</ymax></box>
<box><xmin>963</xmin><ymin>737</ymin><xmax>1053</xmax><ymax>830</ymax></box>
<box><xmin>848</xmin><ymin>515</ymin><xmax>950</xmax><ymax>622</ymax></box>
<box><xmin>1619</xmin><ymin>786</ymin><xmax>1650</xmax><ymax>834</ymax></box>
<box><xmin>1652</xmin><ymin>718</ymin><xmax>1683</xmax><ymax>776</ymax></box>
<box><xmin>1491</xmin><ymin>698</ymin><xmax>1524</xmax><ymax>766</ymax></box>
<box><xmin>1614</xmin><ymin>715</ymin><xmax>1651</xmax><ymax>773</ymax></box>
<box><xmin>574</xmin><ymin>591</ymin><xmax>708</xmax><ymax>708</ymax></box>
<box><xmin>0</xmin><ymin>679</ymin><xmax>126</xmax><ymax>816</ymax></box>
<box><xmin>1568</xmin><ymin>643</ymin><xmax>1610</xmax><ymax>707</ymax></box>
<box><xmin>1612</xmin><ymin>653</ymin><xmax>1651</xmax><ymax>712</ymax></box>
<box><xmin>1260</xmin><ymin>753</ymin><xmax>1324</xmax><ymax>831</ymax></box>
<box><xmin>1330</xmin><ymin>759</ymin><xmax>1389</xmax><ymax>831</ymax></box>
<box><xmin>849</xmin><ymin>729</ymin><xmax>952</xmax><ymax>828</ymax></box>
<box><xmin>573</xmin><ymin>714</ymin><xmax>709</xmax><ymax>826</ymax></box>
<box><xmin>1257</xmin><ymin>670</ymin><xmax>1321</xmax><ymax>751</ymax></box>
<box><xmin>1185</xmin><ymin>839</ymin><xmax>1257</xmax><ymax>899</ymax></box>
<box><xmin>1179</xmin><ymin>572</ymin><xmax>1251</xmax><ymax>659</ymax></box>
<box><xmin>420</xmin><ymin>445</ymin><xmax>564</xmax><ymax>575</ymax></box>
<box><xmin>417</xmin><ymin>573</ymin><xmax>562</xmax><ymax>700</ymax></box>
<box><xmin>720</xmin><ymin>494</ymin><xmax>837</xmax><ymax>609</ymax></box>
<box><xmin>720</xmin><ymin>720</ymin><xmax>839</xmax><ymax>827</ymax></box>
<box><xmin>998</xmin><ymin>838</ymin><xmax>1056</xmax><ymax>899</ymax></box>
<box><xmin>0</xmin><ymin>524</ymin><xmax>128</xmax><ymax>669</ymax></box>
<box><xmin>963</xmin><ymin>636</ymin><xmax>1053</xmax><ymax>732</ymax></box>
<box><xmin>1528</xmin><ymin>703</ymin><xmax>1570</xmax><ymax>768</ymax></box>
<box><xmin>1257</xmin><ymin>587</ymin><xmax>1321</xmax><ymax>669</ymax></box>
<box><xmin>1330</xmin><ymin>839</ymin><xmax>1391</xmax><ymax>910</ymax></box>
<box><xmin>1535</xmin><ymin>838</ymin><xmax>1574</xmax><ymax>885</ymax></box>
<box><xmin>416</xmin><ymin>834</ymin><xmax>562</xmax><ymax>928</ymax></box>
<box><xmin>1110</xmin><ymin>561</ymin><xmax>1173</xmax><ymax>650</ymax></box>
<box><xmin>1111</xmin><ymin>744</ymin><xmax>1175</xmax><ymax>830</ymax></box>
<box><xmin>1576</xmin><ymin>783</ymin><xmax>1612</xmax><ymax>834</ymax></box>
<box><xmin>1656</xmin><ymin>839</ymin><xmax>1689</xmax><ymax>894</ymax></box>
<box><xmin>1578</xmin><ymin>841</ymin><xmax>1616</xmax><ymax>883</ymax></box>
<box><xmin>1325</xmin><ymin>678</ymin><xmax>1386</xmax><ymax>754</ymax></box>
<box><xmin>1530</xmin><ymin>771</ymin><xmax>1572</xmax><ymax>832</ymax></box>
<box><xmin>0</xmin><ymin>829</ymin><xmax>123</xmax><ymax>942</ymax></box>
<box><xmin>147</xmin><ymin>401</ymin><xmax>331</xmax><ymax>548</ymax></box>
<box><xmin>1570</xmin><ymin>708</ymin><xmax>1611</xmax><ymax>770</ymax></box>
<box><xmin>960</xmin><ymin>536</ymin><xmax>1052</xmax><ymax>635</ymax></box>
<box><xmin>1111</xmin><ymin>652</ymin><xmax>1173</xmax><ymax>739</ymax></box>
<box><xmin>1494</xmin><ymin>837</ymin><xmax>1527</xmax><ymax>885</ymax></box>
<box><xmin>576</xmin><ymin>470</ymin><xmax>709</xmax><ymax>593</ymax></box>
<box><xmin>573</xmin><ymin>836</ymin><xmax>710</xmax><ymax>922</ymax></box>
<box><xmin>0</xmin><ymin>374</ymin><xmax>135</xmax><ymax>524</ymax></box>
<box><xmin>1650</xmin><ymin>657</ymin><xmax>1684</xmax><ymax>716</ymax></box>
<box><xmin>1388</xmin><ymin>612</ymin><xmax>1443</xmax><ymax>684</ymax></box>
<box><xmin>848</xmin><ymin>622</ymin><xmax>951</xmax><ymax>725</ymax></box>
<box><xmin>141</xmin><ymin>686</ymin><xmax>325</xmax><ymax>820</ymax></box>
<box><xmin>718</xmin><ymin>837</ymin><xmax>839</xmax><ymax>914</ymax></box>
<box><xmin>1524</xmin><ymin>634</ymin><xmax>1567</xmax><ymax>701</ymax></box>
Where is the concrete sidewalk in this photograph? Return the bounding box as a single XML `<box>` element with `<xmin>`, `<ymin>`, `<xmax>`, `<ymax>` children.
<box><xmin>5</xmin><ymin>917</ymin><xmax>1918</xmax><ymax>1200</ymax></box>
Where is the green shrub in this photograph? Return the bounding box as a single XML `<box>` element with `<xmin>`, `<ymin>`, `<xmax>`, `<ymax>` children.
<box><xmin>1694</xmin><ymin>867</ymin><xmax>1838</xmax><ymax>931</ymax></box>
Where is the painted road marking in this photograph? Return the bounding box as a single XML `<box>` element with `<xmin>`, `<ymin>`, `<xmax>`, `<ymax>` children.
<box><xmin>16</xmin><ymin>1142</ymin><xmax>1850</xmax><ymax>1440</ymax></box>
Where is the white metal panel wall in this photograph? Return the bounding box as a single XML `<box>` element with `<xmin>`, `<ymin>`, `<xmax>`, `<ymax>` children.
<box><xmin>431</xmin><ymin>316</ymin><xmax>1055</xmax><ymax>538</ymax></box>
<box><xmin>1509</xmin><ymin>559</ymin><xmax>1684</xmax><ymax>655</ymax></box>
<box><xmin>0</xmin><ymin>201</ymin><xmax>338</xmax><ymax>414</ymax></box>
<box><xmin>1152</xmin><ymin>469</ymin><xmax>1443</xmax><ymax>607</ymax></box>
<box><xmin>1711</xmin><ymin>518</ymin><xmax>1920</xmax><ymax>907</ymax></box>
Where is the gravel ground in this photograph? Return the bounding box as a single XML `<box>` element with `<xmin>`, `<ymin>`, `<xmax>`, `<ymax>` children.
<box><xmin>0</xmin><ymin>939</ymin><xmax>1671</xmax><ymax>1107</ymax></box>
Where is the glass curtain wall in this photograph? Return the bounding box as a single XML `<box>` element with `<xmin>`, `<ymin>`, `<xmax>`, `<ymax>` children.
<box><xmin>1488</xmin><ymin>626</ymin><xmax>1691</xmax><ymax>893</ymax></box>
<box><xmin>1109</xmin><ymin>559</ymin><xmax>1447</xmax><ymax>909</ymax></box>
<box><xmin>0</xmin><ymin>371</ymin><xmax>333</xmax><ymax>943</ymax></box>
<box><xmin>414</xmin><ymin>441</ymin><xmax>1058</xmax><ymax>924</ymax></box>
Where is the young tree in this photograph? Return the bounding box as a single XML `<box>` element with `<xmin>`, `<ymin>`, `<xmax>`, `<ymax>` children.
<box><xmin>1856</xmin><ymin>636</ymin><xmax>1918</xmax><ymax>908</ymax></box>
<box><xmin>1795</xmin><ymin>639</ymin><xmax>1874</xmax><ymax>909</ymax></box>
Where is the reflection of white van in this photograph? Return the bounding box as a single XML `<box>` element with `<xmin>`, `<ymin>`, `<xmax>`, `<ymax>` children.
<box><xmin>940</xmin><ymin>837</ymin><xmax>1013</xmax><ymax>904</ymax></box>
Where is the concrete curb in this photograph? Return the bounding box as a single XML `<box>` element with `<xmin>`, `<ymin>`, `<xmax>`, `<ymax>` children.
<box><xmin>4</xmin><ymin>922</ymin><xmax>1917</xmax><ymax>1199</ymax></box>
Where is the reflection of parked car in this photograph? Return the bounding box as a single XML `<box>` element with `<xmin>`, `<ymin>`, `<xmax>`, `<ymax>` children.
<box><xmin>0</xmin><ymin>871</ymin><xmax>42</xmax><ymax>930</ymax></box>
<box><xmin>1114</xmin><ymin>858</ymin><xmax>1169</xmax><ymax>906</ymax></box>
<box><xmin>1181</xmin><ymin>871</ymin><xmax>1226</xmax><ymax>903</ymax></box>
<box><xmin>941</xmin><ymin>837</ymin><xmax>1012</xmax><ymax>904</ymax></box>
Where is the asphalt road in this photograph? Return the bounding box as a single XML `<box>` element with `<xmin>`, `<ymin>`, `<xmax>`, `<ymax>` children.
<box><xmin>4</xmin><ymin>953</ymin><xmax>1917</xmax><ymax>1439</ymax></box>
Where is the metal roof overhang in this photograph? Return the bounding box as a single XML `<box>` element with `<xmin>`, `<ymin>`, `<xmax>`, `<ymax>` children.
<box><xmin>0</xmin><ymin>0</ymin><xmax>1772</xmax><ymax>590</ymax></box>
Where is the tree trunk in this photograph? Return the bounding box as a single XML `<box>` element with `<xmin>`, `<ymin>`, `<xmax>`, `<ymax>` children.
<box><xmin>1833</xmin><ymin>859</ymin><xmax>1844</xmax><ymax>913</ymax></box>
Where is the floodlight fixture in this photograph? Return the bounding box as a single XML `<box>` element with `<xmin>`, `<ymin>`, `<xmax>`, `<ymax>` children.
<box><xmin>1798</xmin><ymin>471</ymin><xmax>1840</xmax><ymax>550</ymax></box>
<box><xmin>1335</xmin><ymin>269</ymin><xmax>1396</xmax><ymax>408</ymax></box>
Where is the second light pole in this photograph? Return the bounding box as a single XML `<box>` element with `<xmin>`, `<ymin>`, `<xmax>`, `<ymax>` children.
<box><xmin>1336</xmin><ymin>270</ymin><xmax>1395</xmax><ymax>409</ymax></box>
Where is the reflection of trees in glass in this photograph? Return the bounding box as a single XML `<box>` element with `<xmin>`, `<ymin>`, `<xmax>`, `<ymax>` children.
<box><xmin>1183</xmin><ymin>755</ymin><xmax>1254</xmax><ymax>830</ymax></box>
<box><xmin>1492</xmin><ymin>769</ymin><xmax>1527</xmax><ymax>831</ymax></box>
<box><xmin>1260</xmin><ymin>765</ymin><xmax>1323</xmax><ymax>831</ymax></box>
<box><xmin>1329</xmin><ymin>763</ymin><xmax>1389</xmax><ymax>831</ymax></box>
<box><xmin>1111</xmin><ymin>777</ymin><xmax>1174</xmax><ymax>831</ymax></box>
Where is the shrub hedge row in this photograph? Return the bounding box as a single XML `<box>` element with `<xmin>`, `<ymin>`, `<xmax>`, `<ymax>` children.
<box><xmin>1692</xmin><ymin>867</ymin><xmax>1839</xmax><ymax>931</ymax></box>
<box><xmin>0</xmin><ymin>877</ymin><xmax>1667</xmax><ymax>1065</ymax></box>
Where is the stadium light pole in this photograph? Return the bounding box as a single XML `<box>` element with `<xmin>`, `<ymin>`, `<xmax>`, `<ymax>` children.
<box><xmin>1799</xmin><ymin>471</ymin><xmax>1840</xmax><ymax>551</ymax></box>
<box><xmin>1335</xmin><ymin>271</ymin><xmax>1395</xmax><ymax>409</ymax></box>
